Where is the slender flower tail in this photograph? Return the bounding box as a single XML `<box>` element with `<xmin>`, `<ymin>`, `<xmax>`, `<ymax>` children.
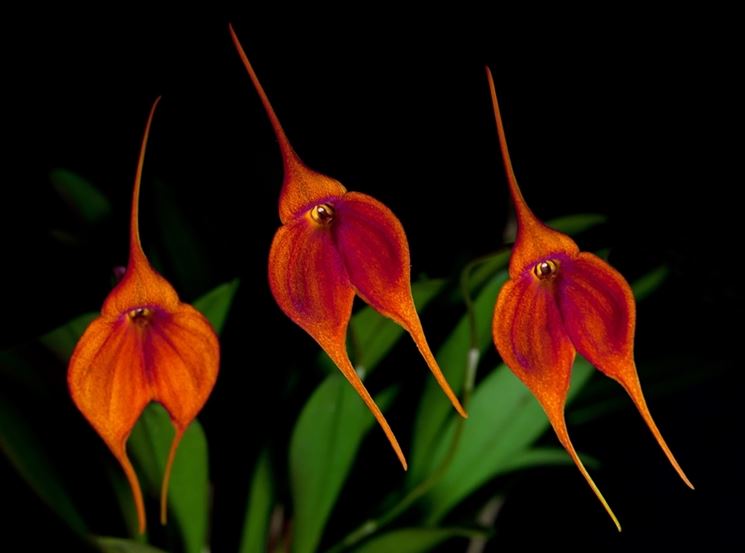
<box><xmin>612</xmin><ymin>366</ymin><xmax>694</xmax><ymax>489</ymax></box>
<box><xmin>129</xmin><ymin>96</ymin><xmax>161</xmax><ymax>266</ymax></box>
<box><xmin>160</xmin><ymin>428</ymin><xmax>186</xmax><ymax>524</ymax></box>
<box><xmin>326</xmin><ymin>344</ymin><xmax>407</xmax><ymax>469</ymax></box>
<box><xmin>547</xmin><ymin>407</ymin><xmax>622</xmax><ymax>531</ymax></box>
<box><xmin>228</xmin><ymin>23</ymin><xmax>346</xmax><ymax>223</ymax></box>
<box><xmin>115</xmin><ymin>445</ymin><xmax>147</xmax><ymax>533</ymax></box>
<box><xmin>402</xmin><ymin>315</ymin><xmax>467</xmax><ymax>418</ymax></box>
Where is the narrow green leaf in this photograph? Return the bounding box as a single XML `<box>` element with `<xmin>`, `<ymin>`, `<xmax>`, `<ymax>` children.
<box><xmin>494</xmin><ymin>447</ymin><xmax>578</xmax><ymax>473</ymax></box>
<box><xmin>0</xmin><ymin>393</ymin><xmax>88</xmax><ymax>536</ymax></box>
<box><xmin>350</xmin><ymin>527</ymin><xmax>483</xmax><ymax>553</ymax></box>
<box><xmin>290</xmin><ymin>376</ymin><xmax>396</xmax><ymax>553</ymax></box>
<box><xmin>51</xmin><ymin>168</ymin><xmax>112</xmax><ymax>225</ymax></box>
<box><xmin>239</xmin><ymin>449</ymin><xmax>275</xmax><ymax>553</ymax></box>
<box><xmin>94</xmin><ymin>537</ymin><xmax>168</xmax><ymax>553</ymax></box>
<box><xmin>318</xmin><ymin>279</ymin><xmax>446</xmax><ymax>375</ymax></box>
<box><xmin>631</xmin><ymin>265</ymin><xmax>668</xmax><ymax>301</ymax></box>
<box><xmin>39</xmin><ymin>312</ymin><xmax>97</xmax><ymax>362</ymax></box>
<box><xmin>423</xmin><ymin>360</ymin><xmax>594</xmax><ymax>523</ymax></box>
<box><xmin>192</xmin><ymin>278</ymin><xmax>240</xmax><ymax>334</ymax></box>
<box><xmin>153</xmin><ymin>179</ymin><xmax>212</xmax><ymax>295</ymax></box>
<box><xmin>456</xmin><ymin>250</ymin><xmax>511</xmax><ymax>301</ymax></box>
<box><xmin>548</xmin><ymin>213</ymin><xmax>607</xmax><ymax>236</ymax></box>
<box><xmin>408</xmin><ymin>272</ymin><xmax>507</xmax><ymax>483</ymax></box>
<box><xmin>127</xmin><ymin>404</ymin><xmax>209</xmax><ymax>553</ymax></box>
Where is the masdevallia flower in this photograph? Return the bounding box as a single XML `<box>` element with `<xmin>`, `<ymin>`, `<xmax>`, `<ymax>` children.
<box><xmin>486</xmin><ymin>67</ymin><xmax>692</xmax><ymax>529</ymax></box>
<box><xmin>229</xmin><ymin>25</ymin><xmax>466</xmax><ymax>469</ymax></box>
<box><xmin>68</xmin><ymin>98</ymin><xmax>219</xmax><ymax>532</ymax></box>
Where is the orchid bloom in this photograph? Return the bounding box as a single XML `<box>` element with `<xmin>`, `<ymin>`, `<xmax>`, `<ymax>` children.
<box><xmin>68</xmin><ymin>98</ymin><xmax>220</xmax><ymax>532</ymax></box>
<box><xmin>229</xmin><ymin>25</ymin><xmax>466</xmax><ymax>469</ymax></box>
<box><xmin>486</xmin><ymin>68</ymin><xmax>693</xmax><ymax>529</ymax></box>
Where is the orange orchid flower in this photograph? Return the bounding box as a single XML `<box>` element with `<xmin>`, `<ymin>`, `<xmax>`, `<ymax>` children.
<box><xmin>67</xmin><ymin>98</ymin><xmax>220</xmax><ymax>533</ymax></box>
<box><xmin>229</xmin><ymin>25</ymin><xmax>466</xmax><ymax>469</ymax></box>
<box><xmin>486</xmin><ymin>68</ymin><xmax>693</xmax><ymax>529</ymax></box>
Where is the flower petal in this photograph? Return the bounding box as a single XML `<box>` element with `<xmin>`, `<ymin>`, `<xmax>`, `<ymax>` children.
<box><xmin>493</xmin><ymin>276</ymin><xmax>575</xmax><ymax>405</ymax></box>
<box><xmin>269</xmin><ymin>216</ymin><xmax>352</xmax><ymax>339</ymax></box>
<box><xmin>559</xmin><ymin>252</ymin><xmax>693</xmax><ymax>488</ymax></box>
<box><xmin>68</xmin><ymin>316</ymin><xmax>151</xmax><ymax>532</ymax></box>
<box><xmin>493</xmin><ymin>275</ymin><xmax>620</xmax><ymax>529</ymax></box>
<box><xmin>146</xmin><ymin>304</ymin><xmax>220</xmax><ymax>522</ymax></box>
<box><xmin>268</xmin><ymin>215</ymin><xmax>407</xmax><ymax>467</ymax></box>
<box><xmin>333</xmin><ymin>192</ymin><xmax>466</xmax><ymax>417</ymax></box>
<box><xmin>557</xmin><ymin>252</ymin><xmax>634</xmax><ymax>364</ymax></box>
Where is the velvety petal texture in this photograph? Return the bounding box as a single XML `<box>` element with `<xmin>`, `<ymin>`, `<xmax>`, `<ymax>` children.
<box><xmin>486</xmin><ymin>67</ymin><xmax>691</xmax><ymax>530</ymax></box>
<box><xmin>231</xmin><ymin>25</ymin><xmax>466</xmax><ymax>469</ymax></box>
<box><xmin>68</xmin><ymin>98</ymin><xmax>219</xmax><ymax>532</ymax></box>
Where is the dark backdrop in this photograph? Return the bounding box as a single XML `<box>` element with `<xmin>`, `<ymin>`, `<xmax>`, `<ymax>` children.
<box><xmin>2</xmin><ymin>9</ymin><xmax>741</xmax><ymax>551</ymax></box>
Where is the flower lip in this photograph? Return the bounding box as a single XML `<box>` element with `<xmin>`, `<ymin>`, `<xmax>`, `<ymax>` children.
<box><xmin>518</xmin><ymin>251</ymin><xmax>571</xmax><ymax>280</ymax></box>
<box><xmin>532</xmin><ymin>259</ymin><xmax>559</xmax><ymax>280</ymax></box>
<box><xmin>310</xmin><ymin>202</ymin><xmax>335</xmax><ymax>225</ymax></box>
<box><xmin>128</xmin><ymin>307</ymin><xmax>154</xmax><ymax>324</ymax></box>
<box><xmin>294</xmin><ymin>194</ymin><xmax>342</xmax><ymax>215</ymax></box>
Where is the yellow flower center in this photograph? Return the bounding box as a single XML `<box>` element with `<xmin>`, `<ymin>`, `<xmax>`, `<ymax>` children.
<box><xmin>533</xmin><ymin>259</ymin><xmax>559</xmax><ymax>280</ymax></box>
<box><xmin>128</xmin><ymin>307</ymin><xmax>154</xmax><ymax>327</ymax></box>
<box><xmin>310</xmin><ymin>203</ymin><xmax>335</xmax><ymax>225</ymax></box>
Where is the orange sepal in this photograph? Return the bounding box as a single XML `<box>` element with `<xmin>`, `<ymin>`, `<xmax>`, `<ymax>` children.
<box><xmin>232</xmin><ymin>23</ymin><xmax>466</xmax><ymax>469</ymax></box>
<box><xmin>228</xmin><ymin>23</ymin><xmax>346</xmax><ymax>224</ymax></box>
<box><xmin>268</xmin><ymin>213</ymin><xmax>406</xmax><ymax>468</ymax></box>
<box><xmin>67</xmin><ymin>98</ymin><xmax>219</xmax><ymax>532</ymax></box>
<box><xmin>493</xmin><ymin>276</ymin><xmax>621</xmax><ymax>530</ymax></box>
<box><xmin>559</xmin><ymin>252</ymin><xmax>693</xmax><ymax>489</ymax></box>
<box><xmin>486</xmin><ymin>65</ymin><xmax>692</xmax><ymax>528</ymax></box>
<box><xmin>334</xmin><ymin>192</ymin><xmax>466</xmax><ymax>418</ymax></box>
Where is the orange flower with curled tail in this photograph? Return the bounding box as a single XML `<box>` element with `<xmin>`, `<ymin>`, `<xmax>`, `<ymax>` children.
<box><xmin>486</xmin><ymin>68</ymin><xmax>693</xmax><ymax>529</ymax></box>
<box><xmin>229</xmin><ymin>25</ymin><xmax>466</xmax><ymax>469</ymax></box>
<box><xmin>67</xmin><ymin>98</ymin><xmax>219</xmax><ymax>532</ymax></box>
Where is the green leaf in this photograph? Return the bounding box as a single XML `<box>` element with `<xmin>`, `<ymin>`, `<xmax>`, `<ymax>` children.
<box><xmin>51</xmin><ymin>168</ymin><xmax>112</xmax><ymax>225</ymax></box>
<box><xmin>631</xmin><ymin>265</ymin><xmax>668</xmax><ymax>301</ymax></box>
<box><xmin>423</xmin><ymin>360</ymin><xmax>594</xmax><ymax>523</ymax></box>
<box><xmin>548</xmin><ymin>213</ymin><xmax>607</xmax><ymax>236</ymax></box>
<box><xmin>456</xmin><ymin>250</ymin><xmax>511</xmax><ymax>301</ymax></box>
<box><xmin>239</xmin><ymin>449</ymin><xmax>275</xmax><ymax>553</ymax></box>
<box><xmin>318</xmin><ymin>279</ymin><xmax>446</xmax><ymax>375</ymax></box>
<box><xmin>408</xmin><ymin>272</ymin><xmax>507</xmax><ymax>483</ymax></box>
<box><xmin>153</xmin><ymin>179</ymin><xmax>212</xmax><ymax>296</ymax></box>
<box><xmin>350</xmin><ymin>527</ymin><xmax>483</xmax><ymax>553</ymax></box>
<box><xmin>192</xmin><ymin>278</ymin><xmax>240</xmax><ymax>334</ymax></box>
<box><xmin>495</xmin><ymin>447</ymin><xmax>579</xmax><ymax>473</ymax></box>
<box><xmin>290</xmin><ymin>376</ymin><xmax>396</xmax><ymax>553</ymax></box>
<box><xmin>127</xmin><ymin>404</ymin><xmax>209</xmax><ymax>553</ymax></box>
<box><xmin>94</xmin><ymin>537</ymin><xmax>168</xmax><ymax>553</ymax></box>
<box><xmin>39</xmin><ymin>312</ymin><xmax>97</xmax><ymax>362</ymax></box>
<box><xmin>0</xmin><ymin>392</ymin><xmax>88</xmax><ymax>536</ymax></box>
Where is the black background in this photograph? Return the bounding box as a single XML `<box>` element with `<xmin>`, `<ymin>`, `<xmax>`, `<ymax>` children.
<box><xmin>2</xmin><ymin>8</ymin><xmax>741</xmax><ymax>551</ymax></box>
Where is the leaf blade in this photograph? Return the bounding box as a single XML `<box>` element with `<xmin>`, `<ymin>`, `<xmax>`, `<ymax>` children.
<box><xmin>289</xmin><ymin>377</ymin><xmax>396</xmax><ymax>553</ymax></box>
